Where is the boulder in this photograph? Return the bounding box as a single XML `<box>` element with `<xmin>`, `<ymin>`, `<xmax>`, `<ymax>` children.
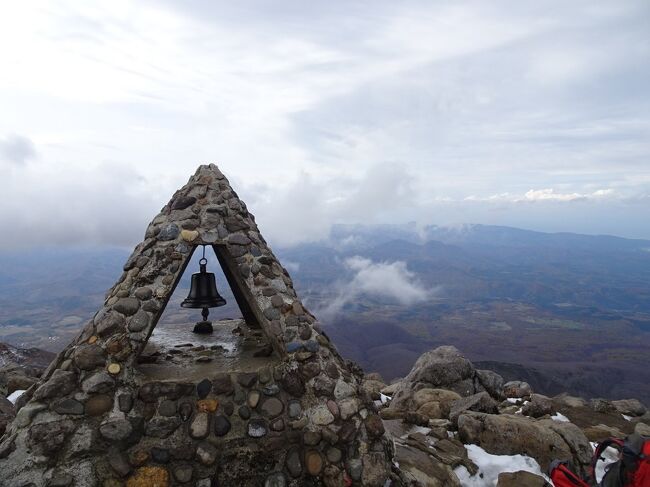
<box><xmin>393</xmin><ymin>443</ymin><xmax>462</xmax><ymax>487</ymax></box>
<box><xmin>0</xmin><ymin>396</ymin><xmax>15</xmax><ymax>436</ymax></box>
<box><xmin>417</xmin><ymin>402</ymin><xmax>443</xmax><ymax>421</ymax></box>
<box><xmin>553</xmin><ymin>394</ymin><xmax>587</xmax><ymax>409</ymax></box>
<box><xmin>458</xmin><ymin>412</ymin><xmax>592</xmax><ymax>475</ymax></box>
<box><xmin>428</xmin><ymin>419</ymin><xmax>452</xmax><ymax>440</ymax></box>
<box><xmin>405</xmin><ymin>346</ymin><xmax>475</xmax><ymax>386</ymax></box>
<box><xmin>497</xmin><ymin>471</ymin><xmax>550</xmax><ymax>486</ymax></box>
<box><xmin>360</xmin><ymin>379</ymin><xmax>386</xmax><ymax>400</ymax></box>
<box><xmin>390</xmin><ymin>430</ymin><xmax>475</xmax><ymax>486</ymax></box>
<box><xmin>4</xmin><ymin>372</ymin><xmax>37</xmax><ymax>395</ymax></box>
<box><xmin>449</xmin><ymin>392</ymin><xmax>498</xmax><ymax>424</ymax></box>
<box><xmin>590</xmin><ymin>398</ymin><xmax>616</xmax><ymax>414</ymax></box>
<box><xmin>611</xmin><ymin>399</ymin><xmax>646</xmax><ymax>417</ymax></box>
<box><xmin>521</xmin><ymin>394</ymin><xmax>553</xmax><ymax>418</ymax></box>
<box><xmin>389</xmin><ymin>346</ymin><xmax>491</xmax><ymax>413</ymax></box>
<box><xmin>475</xmin><ymin>369</ymin><xmax>505</xmax><ymax>400</ymax></box>
<box><xmin>413</xmin><ymin>388</ymin><xmax>461</xmax><ymax>417</ymax></box>
<box><xmin>503</xmin><ymin>381</ymin><xmax>532</xmax><ymax>398</ymax></box>
<box><xmin>583</xmin><ymin>424</ymin><xmax>625</xmax><ymax>442</ymax></box>
<box><xmin>635</xmin><ymin>422</ymin><xmax>650</xmax><ymax>436</ymax></box>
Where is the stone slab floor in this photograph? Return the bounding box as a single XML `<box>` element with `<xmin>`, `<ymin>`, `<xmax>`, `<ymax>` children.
<box><xmin>135</xmin><ymin>319</ymin><xmax>278</xmax><ymax>381</ymax></box>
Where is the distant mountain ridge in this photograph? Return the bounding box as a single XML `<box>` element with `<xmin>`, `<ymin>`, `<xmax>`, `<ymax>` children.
<box><xmin>278</xmin><ymin>224</ymin><xmax>650</xmax><ymax>402</ymax></box>
<box><xmin>0</xmin><ymin>224</ymin><xmax>648</xmax><ymax>401</ymax></box>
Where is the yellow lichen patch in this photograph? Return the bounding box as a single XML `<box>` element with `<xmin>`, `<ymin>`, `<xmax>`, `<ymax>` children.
<box><xmin>88</xmin><ymin>335</ymin><xmax>98</xmax><ymax>344</ymax></box>
<box><xmin>181</xmin><ymin>229</ymin><xmax>199</xmax><ymax>242</ymax></box>
<box><xmin>107</xmin><ymin>363</ymin><xmax>121</xmax><ymax>375</ymax></box>
<box><xmin>197</xmin><ymin>398</ymin><xmax>219</xmax><ymax>413</ymax></box>
<box><xmin>126</xmin><ymin>466</ymin><xmax>169</xmax><ymax>487</ymax></box>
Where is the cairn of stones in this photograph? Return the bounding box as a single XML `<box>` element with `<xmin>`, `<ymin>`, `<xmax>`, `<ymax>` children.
<box><xmin>0</xmin><ymin>165</ymin><xmax>396</xmax><ymax>487</ymax></box>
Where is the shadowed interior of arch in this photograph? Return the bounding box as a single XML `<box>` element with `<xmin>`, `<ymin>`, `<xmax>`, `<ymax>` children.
<box><xmin>135</xmin><ymin>244</ymin><xmax>278</xmax><ymax>382</ymax></box>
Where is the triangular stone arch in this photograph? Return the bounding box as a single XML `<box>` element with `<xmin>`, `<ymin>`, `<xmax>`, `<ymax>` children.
<box><xmin>0</xmin><ymin>165</ymin><xmax>397</xmax><ymax>487</ymax></box>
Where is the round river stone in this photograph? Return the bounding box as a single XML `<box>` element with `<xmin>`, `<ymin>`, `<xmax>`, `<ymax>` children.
<box><xmin>264</xmin><ymin>472</ymin><xmax>287</xmax><ymax>487</ymax></box>
<box><xmin>196</xmin><ymin>379</ymin><xmax>212</xmax><ymax>399</ymax></box>
<box><xmin>214</xmin><ymin>415</ymin><xmax>231</xmax><ymax>436</ymax></box>
<box><xmin>285</xmin><ymin>448</ymin><xmax>302</xmax><ymax>477</ymax></box>
<box><xmin>99</xmin><ymin>418</ymin><xmax>133</xmax><ymax>441</ymax></box>
<box><xmin>238</xmin><ymin>405</ymin><xmax>251</xmax><ymax>419</ymax></box>
<box><xmin>247</xmin><ymin>419</ymin><xmax>268</xmax><ymax>438</ymax></box>
<box><xmin>248</xmin><ymin>390</ymin><xmax>261</xmax><ymax>408</ymax></box>
<box><xmin>85</xmin><ymin>394</ymin><xmax>113</xmax><ymax>416</ymax></box>
<box><xmin>260</xmin><ymin>397</ymin><xmax>284</xmax><ymax>418</ymax></box>
<box><xmin>113</xmin><ymin>297</ymin><xmax>140</xmax><ymax>316</ymax></box>
<box><xmin>305</xmin><ymin>450</ymin><xmax>323</xmax><ymax>476</ymax></box>
<box><xmin>189</xmin><ymin>412</ymin><xmax>210</xmax><ymax>439</ymax></box>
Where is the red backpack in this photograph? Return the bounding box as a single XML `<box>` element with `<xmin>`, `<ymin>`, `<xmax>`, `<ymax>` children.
<box><xmin>549</xmin><ymin>434</ymin><xmax>650</xmax><ymax>487</ymax></box>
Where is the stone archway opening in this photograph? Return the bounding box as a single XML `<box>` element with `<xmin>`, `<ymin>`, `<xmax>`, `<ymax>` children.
<box><xmin>136</xmin><ymin>244</ymin><xmax>278</xmax><ymax>382</ymax></box>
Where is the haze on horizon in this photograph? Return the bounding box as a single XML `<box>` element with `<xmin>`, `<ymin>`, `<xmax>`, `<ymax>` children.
<box><xmin>0</xmin><ymin>1</ymin><xmax>649</xmax><ymax>249</ymax></box>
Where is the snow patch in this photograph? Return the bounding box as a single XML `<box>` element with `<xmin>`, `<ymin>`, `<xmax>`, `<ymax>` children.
<box><xmin>7</xmin><ymin>389</ymin><xmax>26</xmax><ymax>404</ymax></box>
<box><xmin>380</xmin><ymin>393</ymin><xmax>391</xmax><ymax>404</ymax></box>
<box><xmin>590</xmin><ymin>442</ymin><xmax>619</xmax><ymax>483</ymax></box>
<box><xmin>411</xmin><ymin>426</ymin><xmax>431</xmax><ymax>435</ymax></box>
<box><xmin>622</xmin><ymin>414</ymin><xmax>632</xmax><ymax>421</ymax></box>
<box><xmin>551</xmin><ymin>412</ymin><xmax>570</xmax><ymax>422</ymax></box>
<box><xmin>454</xmin><ymin>444</ymin><xmax>549</xmax><ymax>486</ymax></box>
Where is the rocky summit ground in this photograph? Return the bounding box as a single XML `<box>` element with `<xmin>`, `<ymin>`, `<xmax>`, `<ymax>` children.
<box><xmin>1</xmin><ymin>342</ymin><xmax>648</xmax><ymax>486</ymax></box>
<box><xmin>364</xmin><ymin>346</ymin><xmax>649</xmax><ymax>486</ymax></box>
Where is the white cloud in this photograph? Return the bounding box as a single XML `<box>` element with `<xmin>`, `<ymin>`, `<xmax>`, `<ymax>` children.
<box><xmin>282</xmin><ymin>260</ymin><xmax>300</xmax><ymax>273</ymax></box>
<box><xmin>0</xmin><ymin>0</ymin><xmax>648</xmax><ymax>246</ymax></box>
<box><xmin>317</xmin><ymin>256</ymin><xmax>434</xmax><ymax>320</ymax></box>
<box><xmin>242</xmin><ymin>162</ymin><xmax>416</xmax><ymax>246</ymax></box>
<box><xmin>523</xmin><ymin>188</ymin><xmax>614</xmax><ymax>202</ymax></box>
<box><xmin>465</xmin><ymin>188</ymin><xmax>616</xmax><ymax>203</ymax></box>
<box><xmin>0</xmin><ymin>135</ymin><xmax>36</xmax><ymax>166</ymax></box>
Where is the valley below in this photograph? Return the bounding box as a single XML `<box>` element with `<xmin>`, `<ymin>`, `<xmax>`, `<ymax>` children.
<box><xmin>1</xmin><ymin>223</ymin><xmax>649</xmax><ymax>403</ymax></box>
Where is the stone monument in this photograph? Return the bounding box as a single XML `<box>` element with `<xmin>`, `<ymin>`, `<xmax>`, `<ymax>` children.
<box><xmin>0</xmin><ymin>165</ymin><xmax>398</xmax><ymax>487</ymax></box>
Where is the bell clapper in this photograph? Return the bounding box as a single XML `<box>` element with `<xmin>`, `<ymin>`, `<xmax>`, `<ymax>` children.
<box><xmin>193</xmin><ymin>306</ymin><xmax>214</xmax><ymax>334</ymax></box>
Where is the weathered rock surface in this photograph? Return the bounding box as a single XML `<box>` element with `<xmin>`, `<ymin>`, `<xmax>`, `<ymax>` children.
<box><xmin>389</xmin><ymin>346</ymin><xmax>505</xmax><ymax>415</ymax></box>
<box><xmin>458</xmin><ymin>412</ymin><xmax>592</xmax><ymax>475</ymax></box>
<box><xmin>384</xmin><ymin>419</ymin><xmax>467</xmax><ymax>487</ymax></box>
<box><xmin>0</xmin><ymin>397</ymin><xmax>14</xmax><ymax>436</ymax></box>
<box><xmin>521</xmin><ymin>393</ymin><xmax>553</xmax><ymax>418</ymax></box>
<box><xmin>361</xmin><ymin>378</ymin><xmax>387</xmax><ymax>400</ymax></box>
<box><xmin>503</xmin><ymin>380</ymin><xmax>532</xmax><ymax>398</ymax></box>
<box><xmin>497</xmin><ymin>470</ymin><xmax>550</xmax><ymax>486</ymax></box>
<box><xmin>0</xmin><ymin>342</ymin><xmax>54</xmax><ymax>397</ymax></box>
<box><xmin>612</xmin><ymin>398</ymin><xmax>646</xmax><ymax>417</ymax></box>
<box><xmin>449</xmin><ymin>391</ymin><xmax>499</xmax><ymax>424</ymax></box>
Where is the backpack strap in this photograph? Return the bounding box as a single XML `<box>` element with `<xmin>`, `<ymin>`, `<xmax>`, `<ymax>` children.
<box><xmin>549</xmin><ymin>459</ymin><xmax>591</xmax><ymax>487</ymax></box>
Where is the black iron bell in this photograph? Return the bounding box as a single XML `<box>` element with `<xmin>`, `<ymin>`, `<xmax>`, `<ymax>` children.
<box><xmin>181</xmin><ymin>246</ymin><xmax>226</xmax><ymax>333</ymax></box>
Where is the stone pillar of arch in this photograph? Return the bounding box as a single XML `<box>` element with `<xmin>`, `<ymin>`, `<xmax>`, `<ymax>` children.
<box><xmin>0</xmin><ymin>164</ymin><xmax>398</xmax><ymax>487</ymax></box>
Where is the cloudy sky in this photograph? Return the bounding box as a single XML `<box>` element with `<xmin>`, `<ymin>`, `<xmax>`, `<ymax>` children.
<box><xmin>1</xmin><ymin>0</ymin><xmax>649</xmax><ymax>249</ymax></box>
